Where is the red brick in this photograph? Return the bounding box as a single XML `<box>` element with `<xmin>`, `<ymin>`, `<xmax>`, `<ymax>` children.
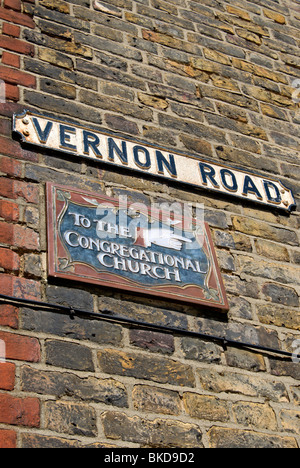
<box><xmin>0</xmin><ymin>102</ymin><xmax>27</xmax><ymax>118</ymax></box>
<box><xmin>0</xmin><ymin>157</ymin><xmax>22</xmax><ymax>177</ymax></box>
<box><xmin>0</xmin><ymin>429</ymin><xmax>17</xmax><ymax>448</ymax></box>
<box><xmin>13</xmin><ymin>224</ymin><xmax>40</xmax><ymax>250</ymax></box>
<box><xmin>0</xmin><ymin>136</ymin><xmax>38</xmax><ymax>162</ymax></box>
<box><xmin>0</xmin><ymin>177</ymin><xmax>39</xmax><ymax>203</ymax></box>
<box><xmin>0</xmin><ymin>331</ymin><xmax>40</xmax><ymax>362</ymax></box>
<box><xmin>0</xmin><ymin>221</ymin><xmax>13</xmax><ymax>244</ymax></box>
<box><xmin>0</xmin><ymin>7</ymin><xmax>35</xmax><ymax>28</ymax></box>
<box><xmin>0</xmin><ymin>120</ymin><xmax>11</xmax><ymax>137</ymax></box>
<box><xmin>14</xmin><ymin>180</ymin><xmax>39</xmax><ymax>203</ymax></box>
<box><xmin>2</xmin><ymin>22</ymin><xmax>20</xmax><ymax>38</ymax></box>
<box><xmin>0</xmin><ymin>177</ymin><xmax>14</xmax><ymax>198</ymax></box>
<box><xmin>4</xmin><ymin>0</ymin><xmax>22</xmax><ymax>12</ymax></box>
<box><xmin>0</xmin><ymin>304</ymin><xmax>19</xmax><ymax>329</ymax></box>
<box><xmin>0</xmin><ymin>200</ymin><xmax>20</xmax><ymax>221</ymax></box>
<box><xmin>2</xmin><ymin>51</ymin><xmax>20</xmax><ymax>68</ymax></box>
<box><xmin>0</xmin><ymin>178</ymin><xmax>16</xmax><ymax>198</ymax></box>
<box><xmin>11</xmin><ymin>223</ymin><xmax>39</xmax><ymax>249</ymax></box>
<box><xmin>0</xmin><ymin>394</ymin><xmax>40</xmax><ymax>427</ymax></box>
<box><xmin>0</xmin><ymin>247</ymin><xmax>20</xmax><ymax>271</ymax></box>
<box><xmin>0</xmin><ymin>363</ymin><xmax>15</xmax><ymax>390</ymax></box>
<box><xmin>0</xmin><ymin>222</ymin><xmax>39</xmax><ymax>250</ymax></box>
<box><xmin>4</xmin><ymin>82</ymin><xmax>19</xmax><ymax>101</ymax></box>
<box><xmin>0</xmin><ymin>65</ymin><xmax>36</xmax><ymax>88</ymax></box>
<box><xmin>0</xmin><ymin>36</ymin><xmax>34</xmax><ymax>56</ymax></box>
<box><xmin>0</xmin><ymin>274</ymin><xmax>41</xmax><ymax>300</ymax></box>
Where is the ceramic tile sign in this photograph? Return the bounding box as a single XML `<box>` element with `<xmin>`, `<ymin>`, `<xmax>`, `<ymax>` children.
<box><xmin>14</xmin><ymin>111</ymin><xmax>296</xmax><ymax>212</ymax></box>
<box><xmin>46</xmin><ymin>183</ymin><xmax>229</xmax><ymax>311</ymax></box>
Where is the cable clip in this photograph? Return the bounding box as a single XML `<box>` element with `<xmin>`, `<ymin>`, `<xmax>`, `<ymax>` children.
<box><xmin>69</xmin><ymin>307</ymin><xmax>76</xmax><ymax>320</ymax></box>
<box><xmin>222</xmin><ymin>338</ymin><xmax>228</xmax><ymax>351</ymax></box>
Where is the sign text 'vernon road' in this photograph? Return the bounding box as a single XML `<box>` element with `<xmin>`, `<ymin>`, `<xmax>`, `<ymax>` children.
<box><xmin>14</xmin><ymin>111</ymin><xmax>296</xmax><ymax>212</ymax></box>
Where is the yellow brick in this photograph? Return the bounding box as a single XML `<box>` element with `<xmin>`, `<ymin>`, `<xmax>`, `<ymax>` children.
<box><xmin>257</xmin><ymin>304</ymin><xmax>300</xmax><ymax>331</ymax></box>
<box><xmin>232</xmin><ymin>58</ymin><xmax>287</xmax><ymax>84</ymax></box>
<box><xmin>211</xmin><ymin>75</ymin><xmax>240</xmax><ymax>92</ymax></box>
<box><xmin>226</xmin><ymin>5</ymin><xmax>251</xmax><ymax>21</ymax></box>
<box><xmin>138</xmin><ymin>93</ymin><xmax>169</xmax><ymax>110</ymax></box>
<box><xmin>263</xmin><ymin>9</ymin><xmax>286</xmax><ymax>24</ymax></box>
<box><xmin>183</xmin><ymin>393</ymin><xmax>230</xmax><ymax>422</ymax></box>
<box><xmin>190</xmin><ymin>58</ymin><xmax>218</xmax><ymax>73</ymax></box>
<box><xmin>209</xmin><ymin>427</ymin><xmax>298</xmax><ymax>448</ymax></box>
<box><xmin>280</xmin><ymin>410</ymin><xmax>300</xmax><ymax>433</ymax></box>
<box><xmin>203</xmin><ymin>48</ymin><xmax>231</xmax><ymax>66</ymax></box>
<box><xmin>255</xmin><ymin>240</ymin><xmax>289</xmax><ymax>261</ymax></box>
<box><xmin>39</xmin><ymin>0</ymin><xmax>70</xmax><ymax>13</ymax></box>
<box><xmin>237</xmin><ymin>28</ymin><xmax>262</xmax><ymax>45</ymax></box>
<box><xmin>232</xmin><ymin>402</ymin><xmax>277</xmax><ymax>431</ymax></box>
<box><xmin>232</xmin><ymin>216</ymin><xmax>298</xmax><ymax>245</ymax></box>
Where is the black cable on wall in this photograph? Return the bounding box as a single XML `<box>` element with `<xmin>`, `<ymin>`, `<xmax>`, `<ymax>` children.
<box><xmin>0</xmin><ymin>293</ymin><xmax>294</xmax><ymax>360</ymax></box>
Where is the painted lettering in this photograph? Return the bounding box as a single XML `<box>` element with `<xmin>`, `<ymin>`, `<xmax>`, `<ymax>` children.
<box><xmin>199</xmin><ymin>163</ymin><xmax>220</xmax><ymax>188</ymax></box>
<box><xmin>108</xmin><ymin>137</ymin><xmax>128</xmax><ymax>165</ymax></box>
<box><xmin>32</xmin><ymin>117</ymin><xmax>53</xmax><ymax>144</ymax></box>
<box><xmin>64</xmin><ymin>230</ymin><xmax>79</xmax><ymax>247</ymax></box>
<box><xmin>156</xmin><ymin>150</ymin><xmax>177</xmax><ymax>178</ymax></box>
<box><xmin>263</xmin><ymin>180</ymin><xmax>282</xmax><ymax>205</ymax></box>
<box><xmin>83</xmin><ymin>130</ymin><xmax>102</xmax><ymax>158</ymax></box>
<box><xmin>242</xmin><ymin>175</ymin><xmax>262</xmax><ymax>200</ymax></box>
<box><xmin>220</xmin><ymin>168</ymin><xmax>238</xmax><ymax>192</ymax></box>
<box><xmin>133</xmin><ymin>145</ymin><xmax>151</xmax><ymax>170</ymax></box>
<box><xmin>60</xmin><ymin>124</ymin><xmax>77</xmax><ymax>151</ymax></box>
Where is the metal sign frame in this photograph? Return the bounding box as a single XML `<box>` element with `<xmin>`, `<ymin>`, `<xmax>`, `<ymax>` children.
<box><xmin>46</xmin><ymin>183</ymin><xmax>229</xmax><ymax>311</ymax></box>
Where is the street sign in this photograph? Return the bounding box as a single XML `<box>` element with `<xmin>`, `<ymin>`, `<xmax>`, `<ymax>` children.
<box><xmin>14</xmin><ymin>111</ymin><xmax>296</xmax><ymax>212</ymax></box>
<box><xmin>46</xmin><ymin>183</ymin><xmax>229</xmax><ymax>311</ymax></box>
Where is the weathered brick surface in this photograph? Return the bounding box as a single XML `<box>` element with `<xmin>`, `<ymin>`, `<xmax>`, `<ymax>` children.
<box><xmin>97</xmin><ymin>348</ymin><xmax>196</xmax><ymax>387</ymax></box>
<box><xmin>0</xmin><ymin>247</ymin><xmax>20</xmax><ymax>271</ymax></box>
<box><xmin>0</xmin><ymin>429</ymin><xmax>17</xmax><ymax>448</ymax></box>
<box><xmin>21</xmin><ymin>365</ymin><xmax>128</xmax><ymax>408</ymax></box>
<box><xmin>208</xmin><ymin>427</ymin><xmax>298</xmax><ymax>449</ymax></box>
<box><xmin>0</xmin><ymin>331</ymin><xmax>40</xmax><ymax>362</ymax></box>
<box><xmin>0</xmin><ymin>304</ymin><xmax>19</xmax><ymax>329</ymax></box>
<box><xmin>0</xmin><ymin>394</ymin><xmax>40</xmax><ymax>427</ymax></box>
<box><xmin>0</xmin><ymin>0</ymin><xmax>299</xmax><ymax>449</ymax></box>
<box><xmin>101</xmin><ymin>411</ymin><xmax>204</xmax><ymax>448</ymax></box>
<box><xmin>0</xmin><ymin>274</ymin><xmax>41</xmax><ymax>300</ymax></box>
<box><xmin>44</xmin><ymin>401</ymin><xmax>97</xmax><ymax>437</ymax></box>
<box><xmin>132</xmin><ymin>385</ymin><xmax>181</xmax><ymax>416</ymax></box>
<box><xmin>0</xmin><ymin>362</ymin><xmax>15</xmax><ymax>390</ymax></box>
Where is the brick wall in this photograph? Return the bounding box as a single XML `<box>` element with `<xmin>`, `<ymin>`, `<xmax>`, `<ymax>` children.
<box><xmin>0</xmin><ymin>0</ymin><xmax>299</xmax><ymax>448</ymax></box>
